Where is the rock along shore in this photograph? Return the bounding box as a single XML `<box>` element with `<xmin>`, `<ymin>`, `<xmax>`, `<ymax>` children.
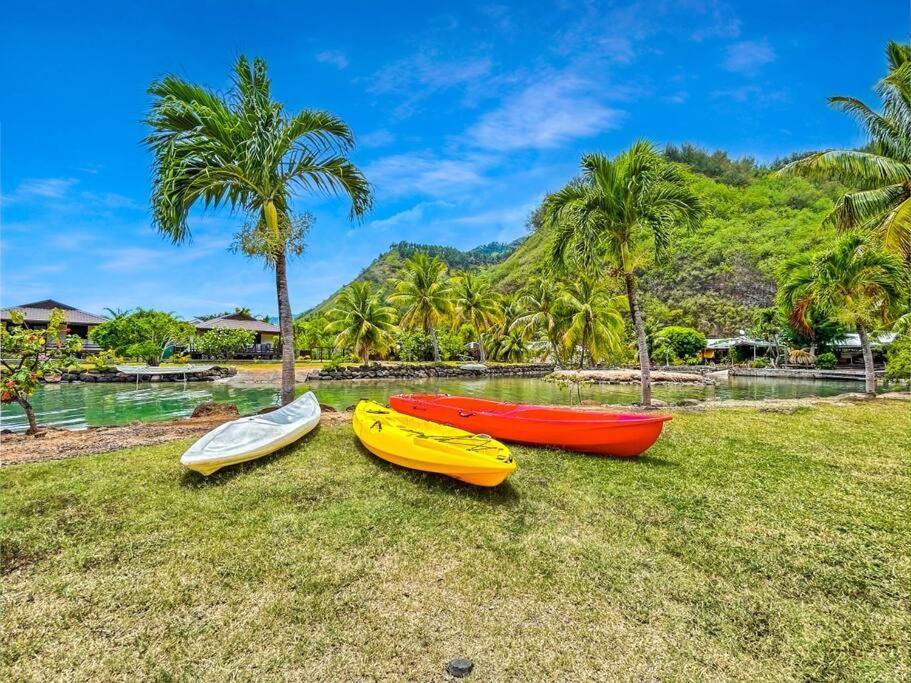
<box><xmin>545</xmin><ymin>368</ymin><xmax>715</xmax><ymax>385</ymax></box>
<box><xmin>305</xmin><ymin>362</ymin><xmax>554</xmax><ymax>381</ymax></box>
<box><xmin>50</xmin><ymin>366</ymin><xmax>237</xmax><ymax>384</ymax></box>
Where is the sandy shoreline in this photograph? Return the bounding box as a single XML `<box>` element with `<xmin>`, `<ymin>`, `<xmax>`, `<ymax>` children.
<box><xmin>0</xmin><ymin>410</ymin><xmax>350</xmax><ymax>466</ymax></box>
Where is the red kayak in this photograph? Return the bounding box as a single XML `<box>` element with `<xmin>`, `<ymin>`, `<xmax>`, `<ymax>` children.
<box><xmin>389</xmin><ymin>394</ymin><xmax>672</xmax><ymax>457</ymax></box>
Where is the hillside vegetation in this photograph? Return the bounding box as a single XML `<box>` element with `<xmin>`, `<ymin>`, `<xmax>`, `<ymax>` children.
<box><xmin>307</xmin><ymin>239</ymin><xmax>523</xmax><ymax>315</ymax></box>
<box><xmin>307</xmin><ymin>148</ymin><xmax>844</xmax><ymax>335</ymax></box>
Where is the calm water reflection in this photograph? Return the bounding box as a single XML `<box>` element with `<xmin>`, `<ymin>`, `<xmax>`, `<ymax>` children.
<box><xmin>0</xmin><ymin>374</ymin><xmax>871</xmax><ymax>432</ymax></box>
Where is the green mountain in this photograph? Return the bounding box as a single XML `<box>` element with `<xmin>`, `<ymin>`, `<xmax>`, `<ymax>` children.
<box><xmin>306</xmin><ymin>238</ymin><xmax>524</xmax><ymax>315</ymax></box>
<box><xmin>305</xmin><ymin>147</ymin><xmax>844</xmax><ymax>335</ymax></box>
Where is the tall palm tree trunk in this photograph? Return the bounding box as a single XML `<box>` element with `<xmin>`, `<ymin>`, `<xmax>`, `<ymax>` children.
<box><xmin>857</xmin><ymin>324</ymin><xmax>876</xmax><ymax>396</ymax></box>
<box><xmin>275</xmin><ymin>248</ymin><xmax>296</xmax><ymax>405</ymax></box>
<box><xmin>550</xmin><ymin>337</ymin><xmax>562</xmax><ymax>368</ymax></box>
<box><xmin>625</xmin><ymin>273</ymin><xmax>652</xmax><ymax>406</ymax></box>
<box><xmin>475</xmin><ymin>323</ymin><xmax>486</xmax><ymax>362</ymax></box>
<box><xmin>429</xmin><ymin>325</ymin><xmax>441</xmax><ymax>362</ymax></box>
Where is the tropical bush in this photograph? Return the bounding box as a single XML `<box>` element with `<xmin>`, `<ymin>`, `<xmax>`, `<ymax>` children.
<box><xmin>815</xmin><ymin>352</ymin><xmax>838</xmax><ymax>369</ymax></box>
<box><xmin>85</xmin><ymin>349</ymin><xmax>123</xmax><ymax>372</ymax></box>
<box><xmin>398</xmin><ymin>329</ymin><xmax>466</xmax><ymax>362</ymax></box>
<box><xmin>194</xmin><ymin>328</ymin><xmax>255</xmax><ymax>360</ymax></box>
<box><xmin>885</xmin><ymin>315</ymin><xmax>911</xmax><ymax>381</ymax></box>
<box><xmin>652</xmin><ymin>326</ymin><xmax>707</xmax><ymax>363</ymax></box>
<box><xmin>90</xmin><ymin>309</ymin><xmax>194</xmax><ymax>366</ymax></box>
<box><xmin>293</xmin><ymin>315</ymin><xmax>334</xmax><ymax>351</ymax></box>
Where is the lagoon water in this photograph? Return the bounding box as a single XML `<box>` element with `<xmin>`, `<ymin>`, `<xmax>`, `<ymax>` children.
<box><xmin>0</xmin><ymin>375</ymin><xmax>870</xmax><ymax>432</ymax></box>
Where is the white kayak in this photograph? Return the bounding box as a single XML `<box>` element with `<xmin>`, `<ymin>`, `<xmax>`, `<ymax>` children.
<box><xmin>181</xmin><ymin>391</ymin><xmax>321</xmax><ymax>475</ymax></box>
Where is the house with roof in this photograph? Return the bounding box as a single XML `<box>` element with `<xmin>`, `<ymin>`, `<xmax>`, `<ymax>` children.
<box><xmin>191</xmin><ymin>311</ymin><xmax>281</xmax><ymax>359</ymax></box>
<box><xmin>0</xmin><ymin>299</ymin><xmax>107</xmax><ymax>353</ymax></box>
<box><xmin>831</xmin><ymin>332</ymin><xmax>896</xmax><ymax>366</ymax></box>
<box><xmin>699</xmin><ymin>334</ymin><xmax>771</xmax><ymax>363</ymax></box>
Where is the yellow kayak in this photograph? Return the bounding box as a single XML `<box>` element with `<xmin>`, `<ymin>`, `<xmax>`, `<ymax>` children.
<box><xmin>353</xmin><ymin>400</ymin><xmax>516</xmax><ymax>486</ymax></box>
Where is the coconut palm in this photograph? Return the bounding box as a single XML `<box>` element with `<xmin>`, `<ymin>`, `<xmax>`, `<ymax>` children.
<box><xmin>145</xmin><ymin>56</ymin><xmax>372</xmax><ymax>405</ymax></box>
<box><xmin>544</xmin><ymin>143</ymin><xmax>703</xmax><ymax>404</ymax></box>
<box><xmin>779</xmin><ymin>234</ymin><xmax>905</xmax><ymax>394</ymax></box>
<box><xmin>780</xmin><ymin>41</ymin><xmax>911</xmax><ymax>260</ymax></box>
<box><xmin>511</xmin><ymin>278</ymin><xmax>567</xmax><ymax>366</ymax></box>
<box><xmin>326</xmin><ymin>282</ymin><xmax>396</xmax><ymax>366</ymax></box>
<box><xmin>391</xmin><ymin>253</ymin><xmax>453</xmax><ymax>361</ymax></box>
<box><xmin>559</xmin><ymin>277</ymin><xmax>626</xmax><ymax>368</ymax></box>
<box><xmin>486</xmin><ymin>295</ymin><xmax>528</xmax><ymax>362</ymax></box>
<box><xmin>452</xmin><ymin>272</ymin><xmax>501</xmax><ymax>362</ymax></box>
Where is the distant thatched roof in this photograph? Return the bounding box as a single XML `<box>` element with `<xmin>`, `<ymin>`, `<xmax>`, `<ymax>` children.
<box><xmin>0</xmin><ymin>299</ymin><xmax>107</xmax><ymax>325</ymax></box>
<box><xmin>193</xmin><ymin>312</ymin><xmax>279</xmax><ymax>334</ymax></box>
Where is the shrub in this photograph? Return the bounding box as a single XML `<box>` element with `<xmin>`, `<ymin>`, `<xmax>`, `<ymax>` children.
<box><xmin>90</xmin><ymin>309</ymin><xmax>194</xmax><ymax>366</ymax></box>
<box><xmin>194</xmin><ymin>328</ymin><xmax>255</xmax><ymax>360</ymax></box>
<box><xmin>885</xmin><ymin>338</ymin><xmax>911</xmax><ymax>380</ymax></box>
<box><xmin>815</xmin><ymin>352</ymin><xmax>837</xmax><ymax>369</ymax></box>
<box><xmin>653</xmin><ymin>326</ymin><xmax>707</xmax><ymax>363</ymax></box>
<box><xmin>398</xmin><ymin>329</ymin><xmax>466</xmax><ymax>362</ymax></box>
<box><xmin>751</xmin><ymin>357</ymin><xmax>769</xmax><ymax>369</ymax></box>
<box><xmin>86</xmin><ymin>349</ymin><xmax>123</xmax><ymax>372</ymax></box>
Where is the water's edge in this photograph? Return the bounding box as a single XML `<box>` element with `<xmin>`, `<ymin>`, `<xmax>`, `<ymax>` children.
<box><xmin>0</xmin><ymin>375</ymin><xmax>870</xmax><ymax>433</ymax></box>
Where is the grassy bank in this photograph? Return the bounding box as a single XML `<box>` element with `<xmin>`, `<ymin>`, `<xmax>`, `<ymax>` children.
<box><xmin>2</xmin><ymin>401</ymin><xmax>909</xmax><ymax>680</ymax></box>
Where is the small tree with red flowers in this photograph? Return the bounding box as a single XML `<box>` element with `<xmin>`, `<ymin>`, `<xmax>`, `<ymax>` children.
<box><xmin>1</xmin><ymin>308</ymin><xmax>82</xmax><ymax>434</ymax></box>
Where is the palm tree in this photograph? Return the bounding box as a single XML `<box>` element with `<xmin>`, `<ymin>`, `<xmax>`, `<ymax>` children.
<box><xmin>559</xmin><ymin>277</ymin><xmax>625</xmax><ymax>368</ymax></box>
<box><xmin>326</xmin><ymin>282</ymin><xmax>397</xmax><ymax>366</ymax></box>
<box><xmin>486</xmin><ymin>295</ymin><xmax>528</xmax><ymax>362</ymax></box>
<box><xmin>145</xmin><ymin>56</ymin><xmax>372</xmax><ymax>405</ymax></box>
<box><xmin>512</xmin><ymin>278</ymin><xmax>566</xmax><ymax>366</ymax></box>
<box><xmin>391</xmin><ymin>253</ymin><xmax>452</xmax><ymax>361</ymax></box>
<box><xmin>452</xmin><ymin>272</ymin><xmax>501</xmax><ymax>362</ymax></box>
<box><xmin>780</xmin><ymin>41</ymin><xmax>911</xmax><ymax>260</ymax></box>
<box><xmin>779</xmin><ymin>234</ymin><xmax>905</xmax><ymax>395</ymax></box>
<box><xmin>544</xmin><ymin>143</ymin><xmax>703</xmax><ymax>405</ymax></box>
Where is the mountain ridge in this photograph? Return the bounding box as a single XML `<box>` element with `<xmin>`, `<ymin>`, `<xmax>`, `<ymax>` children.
<box><xmin>303</xmin><ymin>147</ymin><xmax>844</xmax><ymax>335</ymax></box>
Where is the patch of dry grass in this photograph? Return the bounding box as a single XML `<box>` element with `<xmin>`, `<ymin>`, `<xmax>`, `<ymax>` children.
<box><xmin>2</xmin><ymin>401</ymin><xmax>909</xmax><ymax>680</ymax></box>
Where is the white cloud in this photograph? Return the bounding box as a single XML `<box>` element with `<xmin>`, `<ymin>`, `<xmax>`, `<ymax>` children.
<box><xmin>359</xmin><ymin>129</ymin><xmax>395</xmax><ymax>148</ymax></box>
<box><xmin>368</xmin><ymin>51</ymin><xmax>493</xmax><ymax>117</ymax></box>
<box><xmin>3</xmin><ymin>177</ymin><xmax>78</xmax><ymax>205</ymax></box>
<box><xmin>466</xmin><ymin>76</ymin><xmax>623</xmax><ymax>151</ymax></box>
<box><xmin>315</xmin><ymin>50</ymin><xmax>348</xmax><ymax>69</ymax></box>
<box><xmin>723</xmin><ymin>39</ymin><xmax>776</xmax><ymax>75</ymax></box>
<box><xmin>368</xmin><ymin>201</ymin><xmax>453</xmax><ymax>229</ymax></box>
<box><xmin>363</xmin><ymin>152</ymin><xmax>491</xmax><ymax>198</ymax></box>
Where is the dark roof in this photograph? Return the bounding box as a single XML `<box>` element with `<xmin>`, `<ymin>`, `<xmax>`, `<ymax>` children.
<box><xmin>193</xmin><ymin>312</ymin><xmax>280</xmax><ymax>334</ymax></box>
<box><xmin>1</xmin><ymin>300</ymin><xmax>107</xmax><ymax>325</ymax></box>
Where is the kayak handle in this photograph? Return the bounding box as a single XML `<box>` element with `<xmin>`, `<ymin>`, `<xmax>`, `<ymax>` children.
<box><xmin>458</xmin><ymin>411</ymin><xmax>475</xmax><ymax>418</ymax></box>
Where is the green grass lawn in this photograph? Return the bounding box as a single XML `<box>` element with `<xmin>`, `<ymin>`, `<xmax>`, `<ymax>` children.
<box><xmin>2</xmin><ymin>401</ymin><xmax>909</xmax><ymax>680</ymax></box>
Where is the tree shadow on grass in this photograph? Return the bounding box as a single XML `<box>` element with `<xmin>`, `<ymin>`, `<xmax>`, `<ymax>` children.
<box><xmin>178</xmin><ymin>425</ymin><xmax>322</xmax><ymax>488</ymax></box>
<box><xmin>352</xmin><ymin>437</ymin><xmax>521</xmax><ymax>506</ymax></box>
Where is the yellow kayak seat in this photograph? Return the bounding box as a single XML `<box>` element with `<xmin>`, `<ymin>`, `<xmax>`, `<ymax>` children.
<box><xmin>352</xmin><ymin>400</ymin><xmax>516</xmax><ymax>487</ymax></box>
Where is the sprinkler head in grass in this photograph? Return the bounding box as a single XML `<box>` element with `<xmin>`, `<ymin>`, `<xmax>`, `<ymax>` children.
<box><xmin>447</xmin><ymin>658</ymin><xmax>474</xmax><ymax>678</ymax></box>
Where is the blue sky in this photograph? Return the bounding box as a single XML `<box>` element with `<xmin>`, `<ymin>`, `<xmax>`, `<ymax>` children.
<box><xmin>1</xmin><ymin>1</ymin><xmax>905</xmax><ymax>318</ymax></box>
